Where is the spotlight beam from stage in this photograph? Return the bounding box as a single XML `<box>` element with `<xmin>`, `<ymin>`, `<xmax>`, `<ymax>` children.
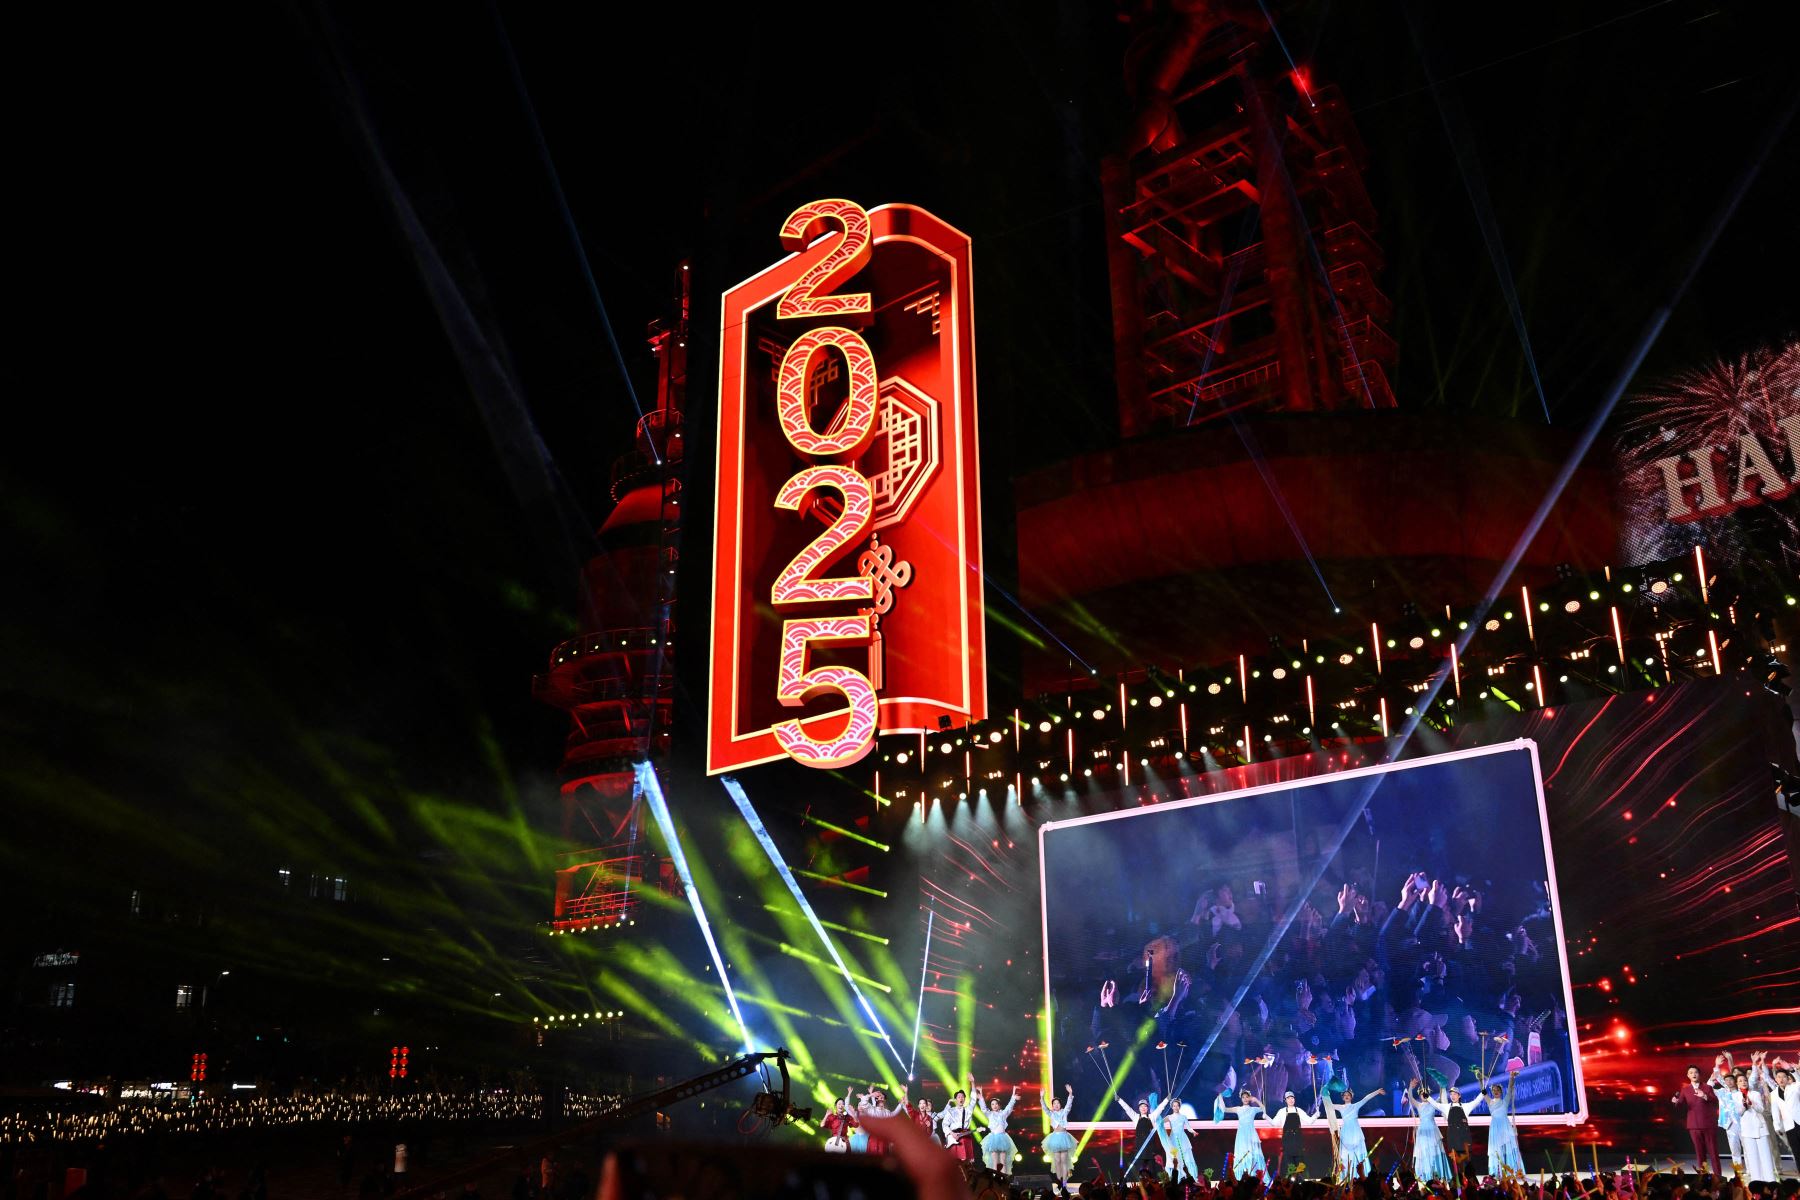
<box><xmin>724</xmin><ymin>776</ymin><xmax>908</xmax><ymax>1073</ymax></box>
<box><xmin>637</xmin><ymin>762</ymin><xmax>754</xmax><ymax>1055</ymax></box>
<box><xmin>908</xmin><ymin>908</ymin><xmax>935</xmax><ymax>1080</ymax></box>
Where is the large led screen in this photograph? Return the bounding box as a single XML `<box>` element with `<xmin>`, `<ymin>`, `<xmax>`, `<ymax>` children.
<box><xmin>1040</xmin><ymin>742</ymin><xmax>1586</xmax><ymax>1127</ymax></box>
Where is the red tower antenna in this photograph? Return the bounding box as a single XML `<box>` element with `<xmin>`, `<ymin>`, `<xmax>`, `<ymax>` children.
<box><xmin>532</xmin><ymin>263</ymin><xmax>691</xmax><ymax>930</ymax></box>
<box><xmin>1102</xmin><ymin>1</ymin><xmax>1396</xmax><ymax>436</ymax></box>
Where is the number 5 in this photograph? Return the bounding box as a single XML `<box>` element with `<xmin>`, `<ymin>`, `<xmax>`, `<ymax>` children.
<box><xmin>772</xmin><ymin>616</ymin><xmax>878</xmax><ymax>768</ymax></box>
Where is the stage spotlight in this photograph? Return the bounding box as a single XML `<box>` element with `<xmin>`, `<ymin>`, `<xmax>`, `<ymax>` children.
<box><xmin>1430</xmin><ymin>627</ymin><xmax>1442</xmax><ymax>637</ymax></box>
<box><xmin>1038</xmin><ymin>721</ymin><xmax>1052</xmax><ymax>733</ymax></box>
<box><xmin>1059</xmin><ymin>772</ymin><xmax>1069</xmax><ymax>782</ymax></box>
<box><xmin>1649</xmin><ymin>579</ymin><xmax>1670</xmax><ymax>595</ymax></box>
<box><xmin>1207</xmin><ymin>683</ymin><xmax>1222</xmax><ymax>695</ymax></box>
<box><xmin>1083</xmin><ymin>768</ymin><xmax>1092</xmax><ymax>777</ymax></box>
<box><xmin>1408</xmin><ymin>636</ymin><xmax>1424</xmax><ymax>649</ymax></box>
<box><xmin>1338</xmin><ymin>653</ymin><xmax>1354</xmax><ymax>665</ymax></box>
<box><xmin>896</xmin><ymin>751</ymin><xmax>910</xmax><ymax>764</ymax></box>
<box><xmin>1149</xmin><ymin>695</ymin><xmax>1164</xmax><ymax>707</ymax></box>
<box><xmin>1187</xmin><ymin>683</ymin><xmax>1197</xmax><ymax>692</ymax></box>
<box><xmin>989</xmin><ymin>731</ymin><xmax>1003</xmax><ymax>743</ymax></box>
<box><xmin>939</xmin><ymin>743</ymin><xmax>952</xmax><ymax>754</ymax></box>
<box><xmin>1031</xmin><ymin>776</ymin><xmax>1040</xmax><ymax>785</ymax></box>
<box><xmin>1564</xmin><ymin>600</ymin><xmax>1581</xmax><ymax>613</ymax></box>
<box><xmin>1484</xmin><ymin>619</ymin><xmax>1501</xmax><ymax>631</ymax></box>
<box><xmin>1539</xmin><ymin>602</ymin><xmax>1550</xmax><ymax>612</ymax></box>
<box><xmin>1091</xmin><ymin>709</ymin><xmax>1104</xmax><ymax>720</ymax></box>
<box><xmin>1330</xmin><ymin>721</ymin><xmax>1341</xmax><ymax>730</ymax></box>
<box><xmin>1271</xmin><ymin>668</ymin><xmax>1287</xmax><ymax>680</ymax></box>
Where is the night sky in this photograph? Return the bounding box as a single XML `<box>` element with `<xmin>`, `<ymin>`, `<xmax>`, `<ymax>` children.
<box><xmin>5</xmin><ymin>0</ymin><xmax>1796</xmax><ymax>1010</ymax></box>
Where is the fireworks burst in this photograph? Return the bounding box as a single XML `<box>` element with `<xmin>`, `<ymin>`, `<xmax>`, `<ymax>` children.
<box><xmin>1616</xmin><ymin>338</ymin><xmax>1800</xmax><ymax>579</ymax></box>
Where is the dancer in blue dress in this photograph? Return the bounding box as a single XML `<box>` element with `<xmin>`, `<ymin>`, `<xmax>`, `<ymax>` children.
<box><xmin>1486</xmin><ymin>1072</ymin><xmax>1524</xmax><ymax>1178</ymax></box>
<box><xmin>1155</xmin><ymin>1107</ymin><xmax>1200</xmax><ymax>1184</ymax></box>
<box><xmin>973</xmin><ymin>1084</ymin><xmax>1021</xmax><ymax>1175</ymax></box>
<box><xmin>1324</xmin><ymin>1083</ymin><xmax>1385</xmax><ymax>1180</ymax></box>
<box><xmin>1406</xmin><ymin>1081</ymin><xmax>1453</xmax><ymax>1183</ymax></box>
<box><xmin>1220</xmin><ymin>1089</ymin><xmax>1268</xmax><ymax>1179</ymax></box>
<box><xmin>1043</xmin><ymin>1084</ymin><xmax>1078</xmax><ymax>1186</ymax></box>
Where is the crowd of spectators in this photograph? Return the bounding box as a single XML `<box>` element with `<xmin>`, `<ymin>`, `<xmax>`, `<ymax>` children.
<box><xmin>1086</xmin><ymin>864</ymin><xmax>1573</xmax><ymax>1112</ymax></box>
<box><xmin>0</xmin><ymin>1089</ymin><xmax>610</xmax><ymax>1147</ymax></box>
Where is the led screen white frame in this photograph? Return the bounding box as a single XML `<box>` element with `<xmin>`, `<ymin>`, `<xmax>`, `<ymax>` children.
<box><xmin>1039</xmin><ymin>739</ymin><xmax>1587</xmax><ymax>1129</ymax></box>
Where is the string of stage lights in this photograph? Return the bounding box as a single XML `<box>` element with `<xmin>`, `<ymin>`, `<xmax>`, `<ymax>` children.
<box><xmin>872</xmin><ymin>545</ymin><xmax>1793</xmax><ymax>809</ymax></box>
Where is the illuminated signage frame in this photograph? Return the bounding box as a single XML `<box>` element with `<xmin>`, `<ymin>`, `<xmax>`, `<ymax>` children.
<box><xmin>708</xmin><ymin>201</ymin><xmax>985</xmax><ymax>774</ymax></box>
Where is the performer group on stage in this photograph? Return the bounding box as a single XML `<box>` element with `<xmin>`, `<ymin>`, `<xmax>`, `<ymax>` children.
<box><xmin>818</xmin><ymin>1052</ymin><xmax>1800</xmax><ymax>1190</ymax></box>
<box><xmin>1670</xmin><ymin>1051</ymin><xmax>1799</xmax><ymax>1184</ymax></box>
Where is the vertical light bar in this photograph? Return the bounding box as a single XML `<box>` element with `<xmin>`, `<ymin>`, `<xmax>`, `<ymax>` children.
<box><xmin>1610</xmin><ymin>606</ymin><xmax>1627</xmax><ymax>664</ymax></box>
<box><xmin>1521</xmin><ymin>585</ymin><xmax>1535</xmax><ymax>642</ymax></box>
<box><xmin>907</xmin><ymin>909</ymin><xmax>935</xmax><ymax>1080</ymax></box>
<box><xmin>1179</xmin><ymin>703</ymin><xmax>1189</xmax><ymax>751</ymax></box>
<box><xmin>1014</xmin><ymin>707</ymin><xmax>1021</xmax><ymax>752</ymax></box>
<box><xmin>1066</xmin><ymin>728</ymin><xmax>1074</xmax><ymax>776</ymax></box>
<box><xmin>723</xmin><ymin>776</ymin><xmax>907</xmax><ymax>1071</ymax></box>
<box><xmin>1242</xmin><ymin>723</ymin><xmax>1253</xmax><ymax>762</ymax></box>
<box><xmin>1707</xmin><ymin>629</ymin><xmax>1723</xmax><ymax>676</ymax></box>
<box><xmin>1305</xmin><ymin>675</ymin><xmax>1316</xmax><ymax>725</ymax></box>
<box><xmin>1014</xmin><ymin>771</ymin><xmax>1022</xmax><ymax>806</ymax></box>
<box><xmin>1449</xmin><ymin>642</ymin><xmax>1463</xmax><ymax>697</ymax></box>
<box><xmin>1119</xmin><ymin>680</ymin><xmax>1128</xmax><ymax>730</ymax></box>
<box><xmin>1694</xmin><ymin>544</ymin><xmax>1709</xmax><ymax>603</ymax></box>
<box><xmin>1122</xmin><ymin>754</ymin><xmax>1130</xmax><ymax>785</ymax></box>
<box><xmin>1238</xmin><ymin>655</ymin><xmax>1249</xmax><ymax>703</ymax></box>
<box><xmin>1370</xmin><ymin>623</ymin><xmax>1382</xmax><ymax>674</ymax></box>
<box><xmin>1378</xmin><ymin>697</ymin><xmax>1390</xmax><ymax>738</ymax></box>
<box><xmin>637</xmin><ymin>762</ymin><xmax>754</xmax><ymax>1054</ymax></box>
<box><xmin>1532</xmin><ymin>663</ymin><xmax>1546</xmax><ymax>708</ymax></box>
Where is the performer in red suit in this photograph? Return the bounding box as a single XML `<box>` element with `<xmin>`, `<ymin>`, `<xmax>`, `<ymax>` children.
<box><xmin>1670</xmin><ymin>1063</ymin><xmax>1722</xmax><ymax>1175</ymax></box>
<box><xmin>912</xmin><ymin>1096</ymin><xmax>940</xmax><ymax>1145</ymax></box>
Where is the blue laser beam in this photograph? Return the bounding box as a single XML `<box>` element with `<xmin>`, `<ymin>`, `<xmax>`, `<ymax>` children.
<box><xmin>491</xmin><ymin>5</ymin><xmax>652</xmax><ymax>448</ymax></box>
<box><xmin>723</xmin><ymin>776</ymin><xmax>908</xmax><ymax>1073</ymax></box>
<box><xmin>636</xmin><ymin>762</ymin><xmax>753</xmax><ymax>1054</ymax></box>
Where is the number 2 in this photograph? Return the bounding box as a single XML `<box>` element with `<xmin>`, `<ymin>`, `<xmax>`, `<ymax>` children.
<box><xmin>772</xmin><ymin>466</ymin><xmax>874</xmax><ymax>605</ymax></box>
<box><xmin>777</xmin><ymin>199</ymin><xmax>872</xmax><ymax>320</ymax></box>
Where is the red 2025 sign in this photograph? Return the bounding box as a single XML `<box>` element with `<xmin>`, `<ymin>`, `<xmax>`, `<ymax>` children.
<box><xmin>708</xmin><ymin>199</ymin><xmax>986</xmax><ymax>773</ymax></box>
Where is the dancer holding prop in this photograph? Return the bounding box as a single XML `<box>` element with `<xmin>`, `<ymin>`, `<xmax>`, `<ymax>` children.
<box><xmin>1487</xmin><ymin>1070</ymin><xmax>1525</xmax><ymax>1178</ymax></box>
<box><xmin>1323</xmin><ymin>1079</ymin><xmax>1385</xmax><ymax>1180</ymax></box>
<box><xmin>1221</xmin><ymin>1089</ymin><xmax>1268</xmax><ymax>1179</ymax></box>
<box><xmin>1405</xmin><ymin>1077</ymin><xmax>1454</xmax><ymax>1183</ymax></box>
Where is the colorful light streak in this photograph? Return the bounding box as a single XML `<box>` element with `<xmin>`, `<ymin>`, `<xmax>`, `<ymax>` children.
<box><xmin>723</xmin><ymin>776</ymin><xmax>907</xmax><ymax>1073</ymax></box>
<box><xmin>635</xmin><ymin>762</ymin><xmax>753</xmax><ymax>1055</ymax></box>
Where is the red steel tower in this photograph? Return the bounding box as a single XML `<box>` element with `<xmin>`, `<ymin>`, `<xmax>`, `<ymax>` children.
<box><xmin>531</xmin><ymin>266</ymin><xmax>690</xmax><ymax>929</ymax></box>
<box><xmin>1104</xmin><ymin>0</ymin><xmax>1396</xmax><ymax>437</ymax></box>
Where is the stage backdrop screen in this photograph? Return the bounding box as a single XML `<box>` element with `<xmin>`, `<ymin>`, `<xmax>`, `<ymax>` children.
<box><xmin>1040</xmin><ymin>742</ymin><xmax>1585</xmax><ymax>1127</ymax></box>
